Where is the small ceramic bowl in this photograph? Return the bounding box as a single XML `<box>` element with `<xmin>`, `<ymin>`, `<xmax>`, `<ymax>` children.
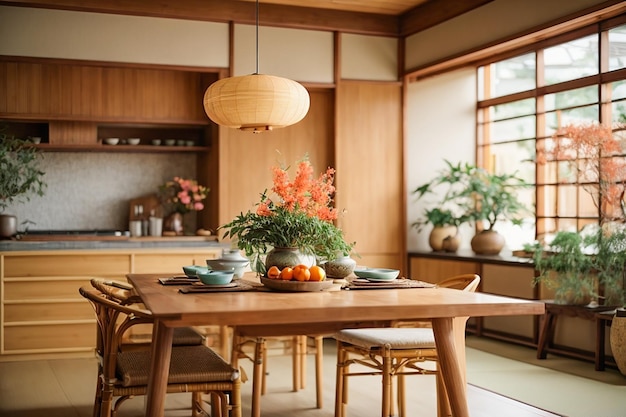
<box><xmin>198</xmin><ymin>270</ymin><xmax>234</xmax><ymax>285</ymax></box>
<box><xmin>151</xmin><ymin>139</ymin><xmax>162</xmax><ymax>146</ymax></box>
<box><xmin>353</xmin><ymin>268</ymin><xmax>400</xmax><ymax>281</ymax></box>
<box><xmin>206</xmin><ymin>258</ymin><xmax>249</xmax><ymax>278</ymax></box>
<box><xmin>182</xmin><ymin>265</ymin><xmax>208</xmax><ymax>277</ymax></box>
<box><xmin>127</xmin><ymin>138</ymin><xmax>141</xmax><ymax>145</ymax></box>
<box><xmin>164</xmin><ymin>139</ymin><xmax>176</xmax><ymax>146</ymax></box>
<box><xmin>103</xmin><ymin>138</ymin><xmax>119</xmax><ymax>145</ymax></box>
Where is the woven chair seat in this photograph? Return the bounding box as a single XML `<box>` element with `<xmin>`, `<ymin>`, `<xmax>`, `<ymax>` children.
<box><xmin>171</xmin><ymin>327</ymin><xmax>206</xmax><ymax>346</ymax></box>
<box><xmin>335</xmin><ymin>328</ymin><xmax>436</xmax><ymax>350</ymax></box>
<box><xmin>117</xmin><ymin>345</ymin><xmax>239</xmax><ymax>387</ymax></box>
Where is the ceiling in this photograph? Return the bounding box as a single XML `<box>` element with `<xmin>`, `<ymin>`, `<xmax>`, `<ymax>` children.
<box><xmin>238</xmin><ymin>0</ymin><xmax>432</xmax><ymax>16</ymax></box>
<box><xmin>1</xmin><ymin>0</ymin><xmax>494</xmax><ymax>37</ymax></box>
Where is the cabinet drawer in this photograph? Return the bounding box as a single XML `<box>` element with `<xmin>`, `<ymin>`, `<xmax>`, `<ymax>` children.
<box><xmin>4</xmin><ymin>254</ymin><xmax>130</xmax><ymax>277</ymax></box>
<box><xmin>4</xmin><ymin>278</ymin><xmax>92</xmax><ymax>301</ymax></box>
<box><xmin>133</xmin><ymin>252</ymin><xmax>218</xmax><ymax>273</ymax></box>
<box><xmin>4</xmin><ymin>301</ymin><xmax>94</xmax><ymax>322</ymax></box>
<box><xmin>4</xmin><ymin>323</ymin><xmax>96</xmax><ymax>351</ymax></box>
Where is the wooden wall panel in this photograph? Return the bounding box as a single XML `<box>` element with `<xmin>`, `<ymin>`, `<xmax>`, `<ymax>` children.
<box><xmin>335</xmin><ymin>82</ymin><xmax>403</xmax><ymax>271</ymax></box>
<box><xmin>216</xmin><ymin>89</ymin><xmax>334</xmax><ymax>229</ymax></box>
<box><xmin>0</xmin><ymin>59</ymin><xmax>214</xmax><ymax>123</ymax></box>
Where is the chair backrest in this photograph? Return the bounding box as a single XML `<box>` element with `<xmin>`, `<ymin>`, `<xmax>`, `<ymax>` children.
<box><xmin>80</xmin><ymin>282</ymin><xmax>153</xmax><ymax>381</ymax></box>
<box><xmin>437</xmin><ymin>274</ymin><xmax>480</xmax><ymax>293</ymax></box>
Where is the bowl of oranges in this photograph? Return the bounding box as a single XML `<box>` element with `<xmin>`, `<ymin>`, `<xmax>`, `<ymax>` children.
<box><xmin>261</xmin><ymin>264</ymin><xmax>334</xmax><ymax>292</ymax></box>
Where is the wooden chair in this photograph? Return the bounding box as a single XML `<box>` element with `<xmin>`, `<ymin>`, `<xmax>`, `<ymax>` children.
<box><xmin>334</xmin><ymin>274</ymin><xmax>480</xmax><ymax>417</ymax></box>
<box><xmin>80</xmin><ymin>280</ymin><xmax>241</xmax><ymax>417</ymax></box>
<box><xmin>231</xmin><ymin>328</ymin><xmax>324</xmax><ymax>417</ymax></box>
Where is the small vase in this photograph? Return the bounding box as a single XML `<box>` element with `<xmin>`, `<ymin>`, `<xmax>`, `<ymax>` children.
<box><xmin>324</xmin><ymin>255</ymin><xmax>357</xmax><ymax>279</ymax></box>
<box><xmin>164</xmin><ymin>212</ymin><xmax>184</xmax><ymax>236</ymax></box>
<box><xmin>0</xmin><ymin>214</ymin><xmax>17</xmax><ymax>239</ymax></box>
<box><xmin>265</xmin><ymin>247</ymin><xmax>316</xmax><ymax>271</ymax></box>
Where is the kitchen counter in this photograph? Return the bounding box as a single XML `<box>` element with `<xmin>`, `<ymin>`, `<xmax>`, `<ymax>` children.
<box><xmin>0</xmin><ymin>235</ymin><xmax>224</xmax><ymax>252</ymax></box>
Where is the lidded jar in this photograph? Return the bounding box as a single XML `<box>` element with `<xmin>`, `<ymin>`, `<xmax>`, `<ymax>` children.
<box><xmin>324</xmin><ymin>255</ymin><xmax>357</xmax><ymax>279</ymax></box>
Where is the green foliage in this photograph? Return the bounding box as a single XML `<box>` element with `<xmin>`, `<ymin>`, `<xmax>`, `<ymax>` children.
<box><xmin>412</xmin><ymin>160</ymin><xmax>530</xmax><ymax>232</ymax></box>
<box><xmin>0</xmin><ymin>127</ymin><xmax>47</xmax><ymax>212</ymax></box>
<box><xmin>531</xmin><ymin>227</ymin><xmax>626</xmax><ymax>307</ymax></box>
<box><xmin>411</xmin><ymin>160</ymin><xmax>472</xmax><ymax>231</ymax></box>
<box><xmin>220</xmin><ymin>205</ymin><xmax>354</xmax><ymax>274</ymax></box>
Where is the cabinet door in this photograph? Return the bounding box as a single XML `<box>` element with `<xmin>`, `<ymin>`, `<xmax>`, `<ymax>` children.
<box><xmin>409</xmin><ymin>257</ymin><xmax>479</xmax><ymax>284</ymax></box>
<box><xmin>480</xmin><ymin>264</ymin><xmax>537</xmax><ymax>340</ymax></box>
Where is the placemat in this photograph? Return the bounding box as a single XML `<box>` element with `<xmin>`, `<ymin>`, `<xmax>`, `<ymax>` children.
<box><xmin>178</xmin><ymin>280</ymin><xmax>258</xmax><ymax>293</ymax></box>
<box><xmin>159</xmin><ymin>276</ymin><xmax>199</xmax><ymax>285</ymax></box>
<box><xmin>346</xmin><ymin>278</ymin><xmax>436</xmax><ymax>290</ymax></box>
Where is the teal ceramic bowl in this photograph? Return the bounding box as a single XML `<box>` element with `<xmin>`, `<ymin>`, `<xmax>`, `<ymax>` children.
<box><xmin>198</xmin><ymin>270</ymin><xmax>235</xmax><ymax>285</ymax></box>
<box><xmin>182</xmin><ymin>265</ymin><xmax>208</xmax><ymax>277</ymax></box>
<box><xmin>353</xmin><ymin>268</ymin><xmax>400</xmax><ymax>281</ymax></box>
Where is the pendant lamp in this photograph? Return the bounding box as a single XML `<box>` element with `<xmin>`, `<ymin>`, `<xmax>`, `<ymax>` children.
<box><xmin>203</xmin><ymin>0</ymin><xmax>310</xmax><ymax>133</ymax></box>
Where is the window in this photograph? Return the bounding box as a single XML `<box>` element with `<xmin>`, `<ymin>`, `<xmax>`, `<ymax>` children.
<box><xmin>477</xmin><ymin>17</ymin><xmax>626</xmax><ymax>243</ymax></box>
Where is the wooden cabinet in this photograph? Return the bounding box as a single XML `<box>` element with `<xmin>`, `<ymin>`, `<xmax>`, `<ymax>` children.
<box><xmin>0</xmin><ymin>247</ymin><xmax>221</xmax><ymax>361</ymax></box>
<box><xmin>0</xmin><ymin>57</ymin><xmax>216</xmax><ymax>152</ymax></box>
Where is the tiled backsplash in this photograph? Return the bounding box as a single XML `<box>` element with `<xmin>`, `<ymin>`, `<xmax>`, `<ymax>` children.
<box><xmin>7</xmin><ymin>152</ymin><xmax>199</xmax><ymax>232</ymax></box>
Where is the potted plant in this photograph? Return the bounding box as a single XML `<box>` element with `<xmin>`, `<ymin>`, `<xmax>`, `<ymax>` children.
<box><xmin>533</xmin><ymin>121</ymin><xmax>626</xmax><ymax>374</ymax></box>
<box><xmin>159</xmin><ymin>176</ymin><xmax>209</xmax><ymax>235</ymax></box>
<box><xmin>414</xmin><ymin>160</ymin><xmax>529</xmax><ymax>254</ymax></box>
<box><xmin>0</xmin><ymin>127</ymin><xmax>47</xmax><ymax>238</ymax></box>
<box><xmin>460</xmin><ymin>165</ymin><xmax>531</xmax><ymax>255</ymax></box>
<box><xmin>219</xmin><ymin>156</ymin><xmax>354</xmax><ymax>274</ymax></box>
<box><xmin>411</xmin><ymin>160</ymin><xmax>472</xmax><ymax>252</ymax></box>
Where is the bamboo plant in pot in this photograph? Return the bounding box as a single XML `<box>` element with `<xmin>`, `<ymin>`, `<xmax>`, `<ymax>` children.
<box><xmin>0</xmin><ymin>127</ymin><xmax>47</xmax><ymax>238</ymax></box>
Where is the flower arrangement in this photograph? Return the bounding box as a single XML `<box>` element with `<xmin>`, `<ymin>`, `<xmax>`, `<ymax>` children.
<box><xmin>159</xmin><ymin>177</ymin><xmax>209</xmax><ymax>214</ymax></box>
<box><xmin>220</xmin><ymin>156</ymin><xmax>354</xmax><ymax>273</ymax></box>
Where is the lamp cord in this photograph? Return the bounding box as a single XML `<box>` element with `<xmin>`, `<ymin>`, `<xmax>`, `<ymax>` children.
<box><xmin>255</xmin><ymin>0</ymin><xmax>259</xmax><ymax>74</ymax></box>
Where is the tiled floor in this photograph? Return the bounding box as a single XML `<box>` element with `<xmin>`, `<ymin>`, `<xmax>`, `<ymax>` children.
<box><xmin>0</xmin><ymin>337</ymin><xmax>580</xmax><ymax>417</ymax></box>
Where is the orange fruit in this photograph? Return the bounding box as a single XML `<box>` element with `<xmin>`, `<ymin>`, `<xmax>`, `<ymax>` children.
<box><xmin>309</xmin><ymin>265</ymin><xmax>326</xmax><ymax>282</ymax></box>
<box><xmin>267</xmin><ymin>266</ymin><xmax>281</xmax><ymax>279</ymax></box>
<box><xmin>280</xmin><ymin>267</ymin><xmax>294</xmax><ymax>281</ymax></box>
<box><xmin>293</xmin><ymin>265</ymin><xmax>311</xmax><ymax>282</ymax></box>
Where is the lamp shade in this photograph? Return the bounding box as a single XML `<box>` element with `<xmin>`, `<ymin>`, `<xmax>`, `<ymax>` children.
<box><xmin>203</xmin><ymin>73</ymin><xmax>310</xmax><ymax>132</ymax></box>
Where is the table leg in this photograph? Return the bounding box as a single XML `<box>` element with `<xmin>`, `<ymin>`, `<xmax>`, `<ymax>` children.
<box><xmin>536</xmin><ymin>312</ymin><xmax>556</xmax><ymax>359</ymax></box>
<box><xmin>596</xmin><ymin>316</ymin><xmax>606</xmax><ymax>371</ymax></box>
<box><xmin>145</xmin><ymin>320</ymin><xmax>174</xmax><ymax>417</ymax></box>
<box><xmin>432</xmin><ymin>317</ymin><xmax>470</xmax><ymax>417</ymax></box>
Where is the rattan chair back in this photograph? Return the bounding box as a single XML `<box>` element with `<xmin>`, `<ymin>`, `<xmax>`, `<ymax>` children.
<box><xmin>80</xmin><ymin>281</ymin><xmax>241</xmax><ymax>417</ymax></box>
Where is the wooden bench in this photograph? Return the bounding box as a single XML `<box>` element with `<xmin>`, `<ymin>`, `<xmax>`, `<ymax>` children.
<box><xmin>536</xmin><ymin>301</ymin><xmax>616</xmax><ymax>371</ymax></box>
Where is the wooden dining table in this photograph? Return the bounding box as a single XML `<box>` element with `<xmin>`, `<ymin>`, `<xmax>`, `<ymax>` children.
<box><xmin>127</xmin><ymin>273</ymin><xmax>545</xmax><ymax>417</ymax></box>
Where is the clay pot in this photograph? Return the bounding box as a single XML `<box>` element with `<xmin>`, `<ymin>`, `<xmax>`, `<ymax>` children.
<box><xmin>428</xmin><ymin>226</ymin><xmax>458</xmax><ymax>252</ymax></box>
<box><xmin>470</xmin><ymin>230</ymin><xmax>505</xmax><ymax>255</ymax></box>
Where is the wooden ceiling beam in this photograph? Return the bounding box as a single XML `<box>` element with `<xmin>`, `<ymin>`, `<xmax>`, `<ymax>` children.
<box><xmin>399</xmin><ymin>0</ymin><xmax>494</xmax><ymax>36</ymax></box>
<box><xmin>0</xmin><ymin>0</ymin><xmax>400</xmax><ymax>36</ymax></box>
